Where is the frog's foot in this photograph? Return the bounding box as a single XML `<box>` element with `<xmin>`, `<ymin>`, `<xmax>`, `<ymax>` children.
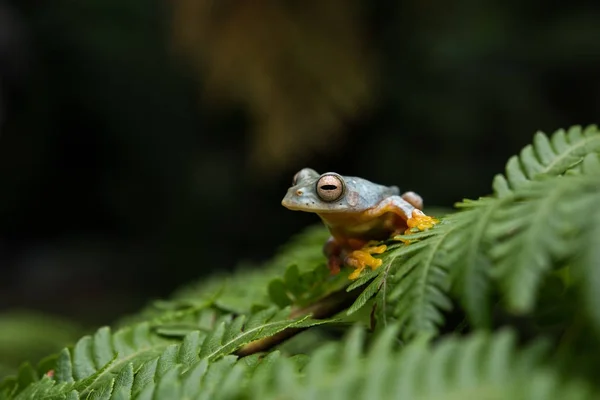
<box><xmin>345</xmin><ymin>244</ymin><xmax>387</xmax><ymax>280</ymax></box>
<box><xmin>405</xmin><ymin>209</ymin><xmax>439</xmax><ymax>234</ymax></box>
<box><xmin>393</xmin><ymin>236</ymin><xmax>412</xmax><ymax>245</ymax></box>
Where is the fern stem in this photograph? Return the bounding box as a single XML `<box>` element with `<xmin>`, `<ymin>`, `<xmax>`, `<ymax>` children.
<box><xmin>236</xmin><ymin>284</ymin><xmax>364</xmax><ymax>356</ymax></box>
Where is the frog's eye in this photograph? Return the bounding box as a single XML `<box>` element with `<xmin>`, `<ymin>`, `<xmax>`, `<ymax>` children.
<box><xmin>316</xmin><ymin>174</ymin><xmax>345</xmax><ymax>202</ymax></box>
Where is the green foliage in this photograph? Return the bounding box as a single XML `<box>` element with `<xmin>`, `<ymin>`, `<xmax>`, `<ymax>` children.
<box><xmin>0</xmin><ymin>312</ymin><xmax>83</xmax><ymax>380</ymax></box>
<box><xmin>492</xmin><ymin>125</ymin><xmax>600</xmax><ymax>196</ymax></box>
<box><xmin>5</xmin><ymin>328</ymin><xmax>594</xmax><ymax>400</ymax></box>
<box><xmin>345</xmin><ymin>125</ymin><xmax>600</xmax><ymax>335</ymax></box>
<box><xmin>243</xmin><ymin>327</ymin><xmax>593</xmax><ymax>400</ymax></box>
<box><xmin>1</xmin><ymin>307</ymin><xmax>325</xmax><ymax>399</ymax></box>
<box><xmin>3</xmin><ymin>124</ymin><xmax>600</xmax><ymax>399</ymax></box>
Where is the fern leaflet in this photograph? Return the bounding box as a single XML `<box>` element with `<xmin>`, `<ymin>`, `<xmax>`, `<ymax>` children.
<box><xmin>245</xmin><ymin>326</ymin><xmax>594</xmax><ymax>400</ymax></box>
<box><xmin>9</xmin><ymin>307</ymin><xmax>330</xmax><ymax>399</ymax></box>
<box><xmin>347</xmin><ymin>221</ymin><xmax>457</xmax><ymax>339</ymax></box>
<box><xmin>576</xmin><ymin>196</ymin><xmax>600</xmax><ymax>334</ymax></box>
<box><xmin>487</xmin><ymin>175</ymin><xmax>600</xmax><ymax>312</ymax></box>
<box><xmin>24</xmin><ymin>326</ymin><xmax>593</xmax><ymax>400</ymax></box>
<box><xmin>493</xmin><ymin>125</ymin><xmax>600</xmax><ymax>196</ymax></box>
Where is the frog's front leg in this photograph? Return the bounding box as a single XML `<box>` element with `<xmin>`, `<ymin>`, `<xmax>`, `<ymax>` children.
<box><xmin>400</xmin><ymin>191</ymin><xmax>423</xmax><ymax>210</ymax></box>
<box><xmin>365</xmin><ymin>195</ymin><xmax>439</xmax><ymax>234</ymax></box>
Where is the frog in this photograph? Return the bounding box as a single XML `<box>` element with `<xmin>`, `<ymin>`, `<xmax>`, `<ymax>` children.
<box><xmin>281</xmin><ymin>168</ymin><xmax>439</xmax><ymax>280</ymax></box>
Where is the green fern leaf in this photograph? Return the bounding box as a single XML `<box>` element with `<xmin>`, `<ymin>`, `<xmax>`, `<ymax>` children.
<box><xmin>345</xmin><ymin>127</ymin><xmax>600</xmax><ymax>333</ymax></box>
<box><xmin>0</xmin><ymin>363</ymin><xmax>39</xmax><ymax>400</ymax></box>
<box><xmin>346</xmin><ymin>272</ymin><xmax>385</xmax><ymax>316</ymax></box>
<box><xmin>345</xmin><ymin>219</ymin><xmax>462</xmax><ymax>338</ymax></box>
<box><xmin>197</xmin><ymin>307</ymin><xmax>329</xmax><ymax>361</ymax></box>
<box><xmin>7</xmin><ymin>323</ymin><xmax>175</xmax><ymax>400</ymax></box>
<box><xmin>65</xmin><ymin>391</ymin><xmax>79</xmax><ymax>400</ymax></box>
<box><xmin>130</xmin><ymin>355</ymin><xmax>241</xmax><ymax>400</ymax></box>
<box><xmin>387</xmin><ymin>223</ymin><xmax>458</xmax><ymax>338</ymax></box>
<box><xmin>267</xmin><ymin>279</ymin><xmax>291</xmax><ymax>308</ymax></box>
<box><xmin>487</xmin><ymin>175</ymin><xmax>600</xmax><ymax>313</ymax></box>
<box><xmin>67</xmin><ymin>324</ymin><xmax>173</xmax><ymax>391</ymax></box>
<box><xmin>448</xmin><ymin>199</ymin><xmax>500</xmax><ymax>327</ymax></box>
<box><xmin>345</xmin><ymin>235</ymin><xmax>433</xmax><ymax>313</ymax></box>
<box><xmin>268</xmin><ymin>264</ymin><xmax>348</xmax><ymax>309</ymax></box>
<box><xmin>576</xmin><ymin>201</ymin><xmax>600</xmax><ymax>334</ymax></box>
<box><xmin>493</xmin><ymin>125</ymin><xmax>600</xmax><ymax>196</ymax></box>
<box><xmin>245</xmin><ymin>326</ymin><xmax>595</xmax><ymax>400</ymax></box>
<box><xmin>10</xmin><ymin>321</ymin><xmax>207</xmax><ymax>399</ymax></box>
<box><xmin>9</xmin><ymin>307</ymin><xmax>331</xmax><ymax>399</ymax></box>
<box><xmin>129</xmin><ymin>352</ymin><xmax>297</xmax><ymax>400</ymax></box>
<box><xmin>149</xmin><ymin>307</ymin><xmax>223</xmax><ymax>338</ymax></box>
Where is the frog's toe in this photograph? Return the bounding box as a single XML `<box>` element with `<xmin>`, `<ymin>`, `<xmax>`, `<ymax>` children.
<box><xmin>344</xmin><ymin>246</ymin><xmax>386</xmax><ymax>280</ymax></box>
<box><xmin>392</xmin><ymin>236</ymin><xmax>412</xmax><ymax>244</ymax></box>
<box><xmin>365</xmin><ymin>243</ymin><xmax>387</xmax><ymax>254</ymax></box>
<box><xmin>406</xmin><ymin>210</ymin><xmax>439</xmax><ymax>233</ymax></box>
<box><xmin>348</xmin><ymin>267</ymin><xmax>365</xmax><ymax>280</ymax></box>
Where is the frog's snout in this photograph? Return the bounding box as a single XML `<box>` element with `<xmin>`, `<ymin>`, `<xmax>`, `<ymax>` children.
<box><xmin>281</xmin><ymin>191</ymin><xmax>292</xmax><ymax>208</ymax></box>
<box><xmin>282</xmin><ymin>187</ymin><xmax>307</xmax><ymax>210</ymax></box>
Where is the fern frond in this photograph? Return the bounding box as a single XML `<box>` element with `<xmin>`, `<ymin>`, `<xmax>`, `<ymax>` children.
<box><xmin>245</xmin><ymin>326</ymin><xmax>594</xmax><ymax>400</ymax></box>
<box><xmin>12</xmin><ymin>347</ymin><xmax>242</xmax><ymax>400</ymax></box>
<box><xmin>493</xmin><ymin>125</ymin><xmax>600</xmax><ymax>196</ymax></box>
<box><xmin>566</xmin><ymin>152</ymin><xmax>600</xmax><ymax>176</ymax></box>
<box><xmin>348</xmin><ymin>154</ymin><xmax>600</xmax><ymax>331</ymax></box>
<box><xmin>487</xmin><ymin>175</ymin><xmax>600</xmax><ymax>313</ymax></box>
<box><xmin>268</xmin><ymin>263</ymin><xmax>348</xmax><ymax>309</ymax></box>
<box><xmin>196</xmin><ymin>307</ymin><xmax>328</xmax><ymax>361</ymax></box>
<box><xmin>576</xmin><ymin>199</ymin><xmax>600</xmax><ymax>334</ymax></box>
<box><xmin>21</xmin><ymin>326</ymin><xmax>593</xmax><ymax>400</ymax></box>
<box><xmin>386</xmin><ymin>220</ymin><xmax>461</xmax><ymax>338</ymax></box>
<box><xmin>8</xmin><ymin>307</ymin><xmax>329</xmax><ymax>399</ymax></box>
<box><xmin>347</xmin><ymin>221</ymin><xmax>457</xmax><ymax>339</ymax></box>
<box><xmin>7</xmin><ymin>322</ymin><xmax>177</xmax><ymax>399</ymax></box>
<box><xmin>449</xmin><ymin>198</ymin><xmax>502</xmax><ymax>327</ymax></box>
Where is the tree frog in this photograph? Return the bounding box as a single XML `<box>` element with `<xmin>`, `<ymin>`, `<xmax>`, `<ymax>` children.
<box><xmin>282</xmin><ymin>168</ymin><xmax>439</xmax><ymax>280</ymax></box>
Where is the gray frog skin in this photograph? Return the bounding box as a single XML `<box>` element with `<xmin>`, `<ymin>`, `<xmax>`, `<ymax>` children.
<box><xmin>281</xmin><ymin>168</ymin><xmax>401</xmax><ymax>213</ymax></box>
<box><xmin>281</xmin><ymin>168</ymin><xmax>437</xmax><ymax>279</ymax></box>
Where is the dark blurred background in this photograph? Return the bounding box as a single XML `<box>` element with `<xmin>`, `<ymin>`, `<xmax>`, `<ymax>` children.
<box><xmin>0</xmin><ymin>0</ymin><xmax>599</xmax><ymax>333</ymax></box>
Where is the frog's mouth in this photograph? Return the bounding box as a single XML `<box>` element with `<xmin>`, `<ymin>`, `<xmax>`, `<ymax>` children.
<box><xmin>281</xmin><ymin>184</ymin><xmax>355</xmax><ymax>213</ymax></box>
<box><xmin>281</xmin><ymin>197</ymin><xmax>309</xmax><ymax>211</ymax></box>
<box><xmin>281</xmin><ymin>197</ymin><xmax>350</xmax><ymax>213</ymax></box>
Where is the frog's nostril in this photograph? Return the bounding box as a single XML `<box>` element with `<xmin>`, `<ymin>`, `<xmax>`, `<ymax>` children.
<box><xmin>296</xmin><ymin>190</ymin><xmax>303</xmax><ymax>196</ymax></box>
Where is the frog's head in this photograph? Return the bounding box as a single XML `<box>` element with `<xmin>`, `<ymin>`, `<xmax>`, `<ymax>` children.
<box><xmin>281</xmin><ymin>168</ymin><xmax>387</xmax><ymax>214</ymax></box>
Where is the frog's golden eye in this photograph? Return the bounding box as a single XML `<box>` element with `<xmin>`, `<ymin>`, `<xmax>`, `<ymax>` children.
<box><xmin>316</xmin><ymin>174</ymin><xmax>345</xmax><ymax>202</ymax></box>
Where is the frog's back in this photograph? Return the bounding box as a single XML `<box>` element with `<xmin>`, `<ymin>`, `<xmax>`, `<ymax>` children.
<box><xmin>346</xmin><ymin>176</ymin><xmax>400</xmax><ymax>200</ymax></box>
<box><xmin>345</xmin><ymin>175</ymin><xmax>400</xmax><ymax>206</ymax></box>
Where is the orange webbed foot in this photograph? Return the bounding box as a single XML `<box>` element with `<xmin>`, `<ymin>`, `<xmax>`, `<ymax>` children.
<box><xmin>345</xmin><ymin>244</ymin><xmax>387</xmax><ymax>280</ymax></box>
<box><xmin>405</xmin><ymin>209</ymin><xmax>439</xmax><ymax>234</ymax></box>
